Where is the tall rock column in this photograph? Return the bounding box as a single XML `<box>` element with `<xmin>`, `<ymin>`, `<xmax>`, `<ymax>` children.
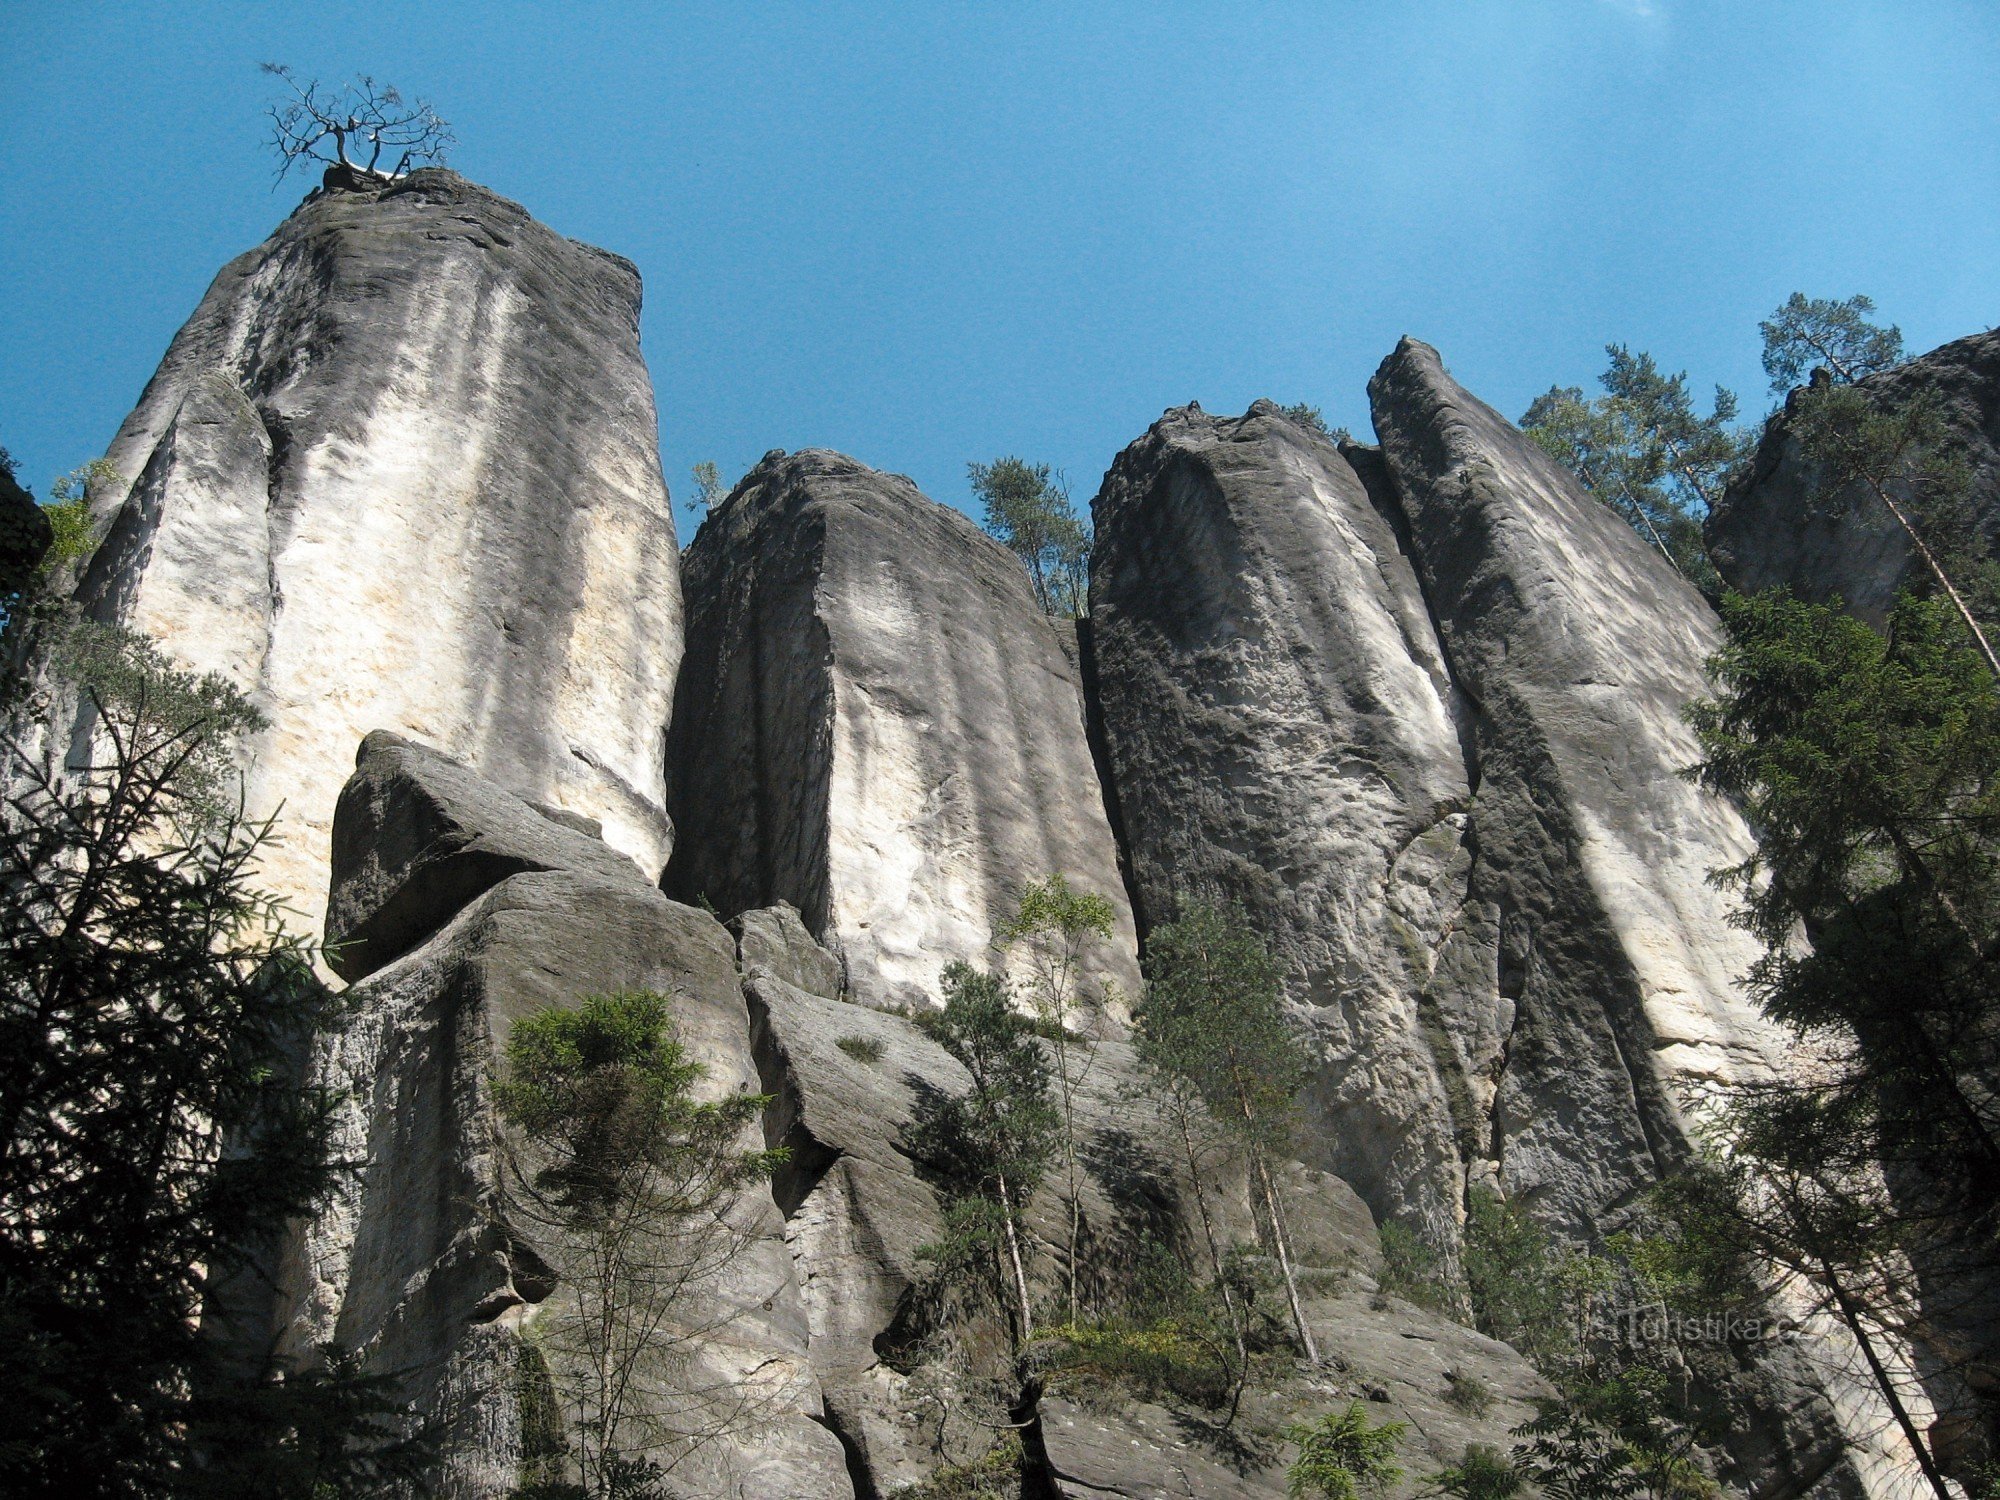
<box><xmin>1367</xmin><ymin>337</ymin><xmax>1784</xmax><ymax>1228</ymax></box>
<box><xmin>665</xmin><ymin>448</ymin><xmax>1140</xmax><ymax>1012</ymax></box>
<box><xmin>68</xmin><ymin>170</ymin><xmax>682</xmax><ymax>933</ymax></box>
<box><xmin>1086</xmin><ymin>400</ymin><xmax>1477</xmax><ymax>1241</ymax></box>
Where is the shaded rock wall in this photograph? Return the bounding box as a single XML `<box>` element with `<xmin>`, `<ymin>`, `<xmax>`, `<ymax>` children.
<box><xmin>270</xmin><ymin>736</ymin><xmax>849</xmax><ymax>1499</ymax></box>
<box><xmin>666</xmin><ymin>448</ymin><xmax>1140</xmax><ymax>1013</ymax></box>
<box><xmin>1709</xmin><ymin>329</ymin><xmax>2000</xmax><ymax>621</ymax></box>
<box><xmin>1086</xmin><ymin>400</ymin><xmax>1474</xmax><ymax>1244</ymax></box>
<box><xmin>69</xmin><ymin>171</ymin><xmax>682</xmax><ymax>933</ymax></box>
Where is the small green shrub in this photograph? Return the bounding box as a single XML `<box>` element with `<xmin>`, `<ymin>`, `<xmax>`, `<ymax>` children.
<box><xmin>1433</xmin><ymin>1443</ymin><xmax>1521</xmax><ymax>1500</ymax></box>
<box><xmin>898</xmin><ymin>1436</ymin><xmax>1022</xmax><ymax>1499</ymax></box>
<box><xmin>1376</xmin><ymin>1220</ymin><xmax>1460</xmax><ymax>1314</ymax></box>
<box><xmin>1443</xmin><ymin>1370</ymin><xmax>1493</xmax><ymax>1417</ymax></box>
<box><xmin>835</xmin><ymin>1034</ymin><xmax>884</xmax><ymax>1063</ymax></box>
<box><xmin>1286</xmin><ymin>1401</ymin><xmax>1407</xmax><ymax>1500</ymax></box>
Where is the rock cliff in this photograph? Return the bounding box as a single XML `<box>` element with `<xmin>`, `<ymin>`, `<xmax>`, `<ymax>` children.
<box><xmin>60</xmin><ymin>168</ymin><xmax>1960</xmax><ymax>1496</ymax></box>
<box><xmin>1087</xmin><ymin>400</ymin><xmax>1473</xmax><ymax>1246</ymax></box>
<box><xmin>666</xmin><ymin>448</ymin><xmax>1140</xmax><ymax>1012</ymax></box>
<box><xmin>1709</xmin><ymin>328</ymin><xmax>2000</xmax><ymax>620</ymax></box>
<box><xmin>67</xmin><ymin>170</ymin><xmax>682</xmax><ymax>934</ymax></box>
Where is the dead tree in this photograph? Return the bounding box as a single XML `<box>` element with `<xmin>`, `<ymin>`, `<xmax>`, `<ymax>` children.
<box><xmin>262</xmin><ymin>65</ymin><xmax>454</xmax><ymax>185</ymax></box>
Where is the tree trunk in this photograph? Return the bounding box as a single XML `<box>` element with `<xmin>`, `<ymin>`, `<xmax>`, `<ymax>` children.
<box><xmin>997</xmin><ymin>1172</ymin><xmax>1034</xmax><ymax>1343</ymax></box>
<box><xmin>1820</xmin><ymin>1256</ymin><xmax>1952</xmax><ymax>1500</ymax></box>
<box><xmin>1869</xmin><ymin>478</ymin><xmax>2000</xmax><ymax>682</ymax></box>
<box><xmin>1173</xmin><ymin>1104</ymin><xmax>1250</xmax><ymax>1423</ymax></box>
<box><xmin>1251</xmin><ymin>1146</ymin><xmax>1319</xmax><ymax>1364</ymax></box>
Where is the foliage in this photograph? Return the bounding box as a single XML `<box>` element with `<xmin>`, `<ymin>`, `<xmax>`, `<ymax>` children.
<box><xmin>262</xmin><ymin>64</ymin><xmax>454</xmax><ymax>184</ymax></box>
<box><xmin>39</xmin><ymin>459</ymin><xmax>115</xmax><ymax>578</ymax></box>
<box><xmin>1512</xmin><ymin>1369</ymin><xmax>1714</xmax><ymax>1500</ymax></box>
<box><xmin>997</xmin><ymin>874</ymin><xmax>1115</xmax><ymax>1326</ymax></box>
<box><xmin>1443</xmin><ymin>1372</ymin><xmax>1494</xmax><ymax>1419</ymax></box>
<box><xmin>907</xmin><ymin>962</ymin><xmax>1059</xmax><ymax>1342</ymax></box>
<box><xmin>835</xmin><ymin>1033</ymin><xmax>884</xmax><ymax>1063</ymax></box>
<box><xmin>967</xmin><ymin>456</ymin><xmax>1090</xmax><ymax>617</ymax></box>
<box><xmin>1285</xmin><ymin>1401</ymin><xmax>1407</xmax><ymax>1500</ymax></box>
<box><xmin>1278</xmin><ymin>403</ymin><xmax>1351</xmax><ymax>442</ymax></box>
<box><xmin>1138</xmin><ymin>901</ymin><xmax>1320</xmax><ymax>1362</ymax></box>
<box><xmin>494</xmin><ymin>990</ymin><xmax>788</xmax><ymax>1497</ymax></box>
<box><xmin>1374</xmin><ymin>1219</ymin><xmax>1461</xmax><ymax>1315</ymax></box>
<box><xmin>687</xmin><ymin>461</ymin><xmax>725</xmax><ymax>520</ymax></box>
<box><xmin>1760</xmin><ymin>293</ymin><xmax>1904</xmax><ymax>394</ymax></box>
<box><xmin>1520</xmin><ymin>383</ymin><xmax>1718</xmax><ymax>591</ymax></box>
<box><xmin>896</xmin><ymin>1435</ymin><xmax>1023</xmax><ymax>1500</ymax></box>
<box><xmin>0</xmin><ymin>629</ymin><xmax>410</xmax><ymax>1494</ymax></box>
<box><xmin>1689</xmin><ymin>589</ymin><xmax>2000</xmax><ymax>1214</ymax></box>
<box><xmin>1432</xmin><ymin>1444</ymin><xmax>1520</xmax><ymax>1500</ymax></box>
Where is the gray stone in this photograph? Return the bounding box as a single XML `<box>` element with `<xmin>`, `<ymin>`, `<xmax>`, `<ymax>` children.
<box><xmin>1709</xmin><ymin>329</ymin><xmax>2000</xmax><ymax>623</ymax></box>
<box><xmin>666</xmin><ymin>449</ymin><xmax>1140</xmax><ymax>1013</ymax></box>
<box><xmin>325</xmin><ymin>729</ymin><xmax>651</xmax><ymax>981</ymax></box>
<box><xmin>67</xmin><ymin>170</ymin><xmax>682</xmax><ymax>936</ymax></box>
<box><xmin>267</xmin><ymin>749</ymin><xmax>848</xmax><ymax>1497</ymax></box>
<box><xmin>1368</xmin><ymin>338</ymin><xmax>1865</xmax><ymax>1499</ymax></box>
<box><xmin>733</xmin><ymin>900</ymin><xmax>844</xmax><ymax>999</ymax></box>
<box><xmin>1087</xmin><ymin>399</ymin><xmax>1475</xmax><ymax>1246</ymax></box>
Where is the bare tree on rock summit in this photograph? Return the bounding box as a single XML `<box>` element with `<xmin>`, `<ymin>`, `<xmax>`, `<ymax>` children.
<box><xmin>262</xmin><ymin>65</ymin><xmax>454</xmax><ymax>185</ymax></box>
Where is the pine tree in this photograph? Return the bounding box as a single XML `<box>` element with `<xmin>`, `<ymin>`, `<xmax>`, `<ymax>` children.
<box><xmin>1137</xmin><ymin>902</ymin><xmax>1320</xmax><ymax>1363</ymax></box>
<box><xmin>493</xmin><ymin>989</ymin><xmax>787</xmax><ymax>1498</ymax></box>
<box><xmin>997</xmin><ymin>874</ymin><xmax>1115</xmax><ymax>1328</ymax></box>
<box><xmin>912</xmin><ymin>962</ymin><xmax>1060</xmax><ymax>1344</ymax></box>
<box><xmin>1760</xmin><ymin>293</ymin><xmax>1904</xmax><ymax>394</ymax></box>
<box><xmin>968</xmin><ymin>457</ymin><xmax>1091</xmax><ymax>617</ymax></box>
<box><xmin>0</xmin><ymin>622</ymin><xmax>404</xmax><ymax>1497</ymax></box>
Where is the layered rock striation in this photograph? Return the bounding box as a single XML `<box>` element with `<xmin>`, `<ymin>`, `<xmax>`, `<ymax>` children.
<box><xmin>666</xmin><ymin>448</ymin><xmax>1140</xmax><ymax>1012</ymax></box>
<box><xmin>1709</xmin><ymin>328</ymin><xmax>2000</xmax><ymax>621</ymax></box>
<box><xmin>68</xmin><ymin>170</ymin><xmax>682</xmax><ymax>933</ymax></box>
<box><xmin>1086</xmin><ymin>400</ymin><xmax>1474</xmax><ymax>1243</ymax></box>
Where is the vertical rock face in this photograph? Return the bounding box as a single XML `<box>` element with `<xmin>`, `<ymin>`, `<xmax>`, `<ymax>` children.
<box><xmin>666</xmin><ymin>448</ymin><xmax>1140</xmax><ymax>1012</ymax></box>
<box><xmin>1707</xmin><ymin>329</ymin><xmax>2000</xmax><ymax>621</ymax></box>
<box><xmin>70</xmin><ymin>170</ymin><xmax>682</xmax><ymax>933</ymax></box>
<box><xmin>1366</xmin><ymin>337</ymin><xmax>1785</xmax><ymax>1230</ymax></box>
<box><xmin>1086</xmin><ymin>400</ymin><xmax>1475</xmax><ymax>1241</ymax></box>
<box><xmin>277</xmin><ymin>735</ymin><xmax>849</xmax><ymax>1499</ymax></box>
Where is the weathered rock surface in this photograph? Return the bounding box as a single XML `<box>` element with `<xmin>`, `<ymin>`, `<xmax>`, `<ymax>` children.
<box><xmin>666</xmin><ymin>448</ymin><xmax>1140</xmax><ymax>1012</ymax></box>
<box><xmin>1368</xmin><ymin>337</ymin><xmax>1786</xmax><ymax>1229</ymax></box>
<box><xmin>68</xmin><ymin>170</ymin><xmax>682</xmax><ymax>936</ymax></box>
<box><xmin>269</xmin><ymin>739</ymin><xmax>848</xmax><ymax>1499</ymax></box>
<box><xmin>325</xmin><ymin>729</ymin><xmax>652</xmax><ymax>980</ymax></box>
<box><xmin>1709</xmin><ymin>329</ymin><xmax>2000</xmax><ymax>622</ymax></box>
<box><xmin>1369</xmin><ymin>338</ymin><xmax>1879</xmax><ymax>1497</ymax></box>
<box><xmin>739</xmin><ymin>901</ymin><xmax>1550</xmax><ymax>1498</ymax></box>
<box><xmin>1087</xmin><ymin>400</ymin><xmax>1474</xmax><ymax>1245</ymax></box>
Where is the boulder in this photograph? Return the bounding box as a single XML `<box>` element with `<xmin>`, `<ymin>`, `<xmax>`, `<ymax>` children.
<box><xmin>271</xmin><ymin>749</ymin><xmax>848</xmax><ymax>1498</ymax></box>
<box><xmin>67</xmin><ymin>170</ymin><xmax>682</xmax><ymax>935</ymax></box>
<box><xmin>1086</xmin><ymin>399</ymin><xmax>1475</xmax><ymax>1243</ymax></box>
<box><xmin>666</xmin><ymin>449</ymin><xmax>1140</xmax><ymax>1013</ymax></box>
<box><xmin>325</xmin><ymin>729</ymin><xmax>651</xmax><ymax>981</ymax></box>
<box><xmin>1709</xmin><ymin>329</ymin><xmax>2000</xmax><ymax>623</ymax></box>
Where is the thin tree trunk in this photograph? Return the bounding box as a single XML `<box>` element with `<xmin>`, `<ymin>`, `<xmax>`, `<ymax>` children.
<box><xmin>1251</xmin><ymin>1146</ymin><xmax>1319</xmax><ymax>1364</ymax></box>
<box><xmin>1175</xmin><ymin>1107</ymin><xmax>1251</xmax><ymax>1423</ymax></box>
<box><xmin>1868</xmin><ymin>478</ymin><xmax>2000</xmax><ymax>682</ymax></box>
<box><xmin>1820</xmin><ymin>1257</ymin><xmax>1952</xmax><ymax>1500</ymax></box>
<box><xmin>997</xmin><ymin>1171</ymin><xmax>1034</xmax><ymax>1343</ymax></box>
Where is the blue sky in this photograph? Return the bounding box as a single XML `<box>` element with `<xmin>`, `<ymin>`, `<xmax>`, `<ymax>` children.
<box><xmin>3</xmin><ymin>2</ymin><xmax>1995</xmax><ymax>542</ymax></box>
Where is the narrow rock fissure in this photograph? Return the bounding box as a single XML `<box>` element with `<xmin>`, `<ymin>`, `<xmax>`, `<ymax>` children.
<box><xmin>1072</xmin><ymin>613</ymin><xmax>1149</xmax><ymax>941</ymax></box>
